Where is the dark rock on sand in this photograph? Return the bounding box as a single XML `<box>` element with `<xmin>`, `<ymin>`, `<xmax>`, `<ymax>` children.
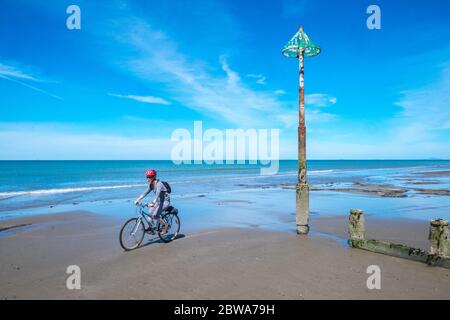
<box><xmin>312</xmin><ymin>187</ymin><xmax>408</xmax><ymax>198</ymax></box>
<box><xmin>407</xmin><ymin>180</ymin><xmax>440</xmax><ymax>185</ymax></box>
<box><xmin>281</xmin><ymin>181</ymin><xmax>409</xmax><ymax>197</ymax></box>
<box><xmin>0</xmin><ymin>223</ymin><xmax>31</xmax><ymax>232</ymax></box>
<box><xmin>413</xmin><ymin>188</ymin><xmax>450</xmax><ymax>196</ymax></box>
<box><xmin>237</xmin><ymin>183</ymin><xmax>271</xmax><ymax>189</ymax></box>
<box><xmin>417</xmin><ymin>170</ymin><xmax>450</xmax><ymax>176</ymax></box>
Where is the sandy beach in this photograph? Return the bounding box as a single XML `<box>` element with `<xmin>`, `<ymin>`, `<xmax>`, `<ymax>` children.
<box><xmin>1</xmin><ymin>210</ymin><xmax>449</xmax><ymax>300</ymax></box>
<box><xmin>1</xmin><ymin>161</ymin><xmax>450</xmax><ymax>299</ymax></box>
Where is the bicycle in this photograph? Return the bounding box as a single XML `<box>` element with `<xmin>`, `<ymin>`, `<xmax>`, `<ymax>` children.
<box><xmin>119</xmin><ymin>203</ymin><xmax>181</xmax><ymax>251</ymax></box>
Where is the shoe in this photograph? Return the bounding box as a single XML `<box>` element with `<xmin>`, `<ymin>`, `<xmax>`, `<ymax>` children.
<box><xmin>145</xmin><ymin>227</ymin><xmax>155</xmax><ymax>235</ymax></box>
<box><xmin>160</xmin><ymin>224</ymin><xmax>169</xmax><ymax>234</ymax></box>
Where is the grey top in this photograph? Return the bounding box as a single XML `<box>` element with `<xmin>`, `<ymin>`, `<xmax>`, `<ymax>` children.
<box><xmin>141</xmin><ymin>180</ymin><xmax>170</xmax><ymax>204</ymax></box>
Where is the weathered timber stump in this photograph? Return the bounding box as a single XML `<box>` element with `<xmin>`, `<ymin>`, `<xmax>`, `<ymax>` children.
<box><xmin>348</xmin><ymin>209</ymin><xmax>365</xmax><ymax>241</ymax></box>
<box><xmin>429</xmin><ymin>219</ymin><xmax>449</xmax><ymax>258</ymax></box>
<box><xmin>347</xmin><ymin>210</ymin><xmax>450</xmax><ymax>269</ymax></box>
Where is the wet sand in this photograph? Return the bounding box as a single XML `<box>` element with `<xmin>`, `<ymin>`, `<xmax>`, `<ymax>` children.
<box><xmin>313</xmin><ymin>215</ymin><xmax>431</xmax><ymax>250</ymax></box>
<box><xmin>417</xmin><ymin>170</ymin><xmax>450</xmax><ymax>176</ymax></box>
<box><xmin>1</xmin><ymin>211</ymin><xmax>449</xmax><ymax>299</ymax></box>
<box><xmin>282</xmin><ymin>182</ymin><xmax>450</xmax><ymax>198</ymax></box>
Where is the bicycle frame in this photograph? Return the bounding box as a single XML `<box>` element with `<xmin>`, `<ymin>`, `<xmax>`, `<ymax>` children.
<box><xmin>131</xmin><ymin>203</ymin><xmax>176</xmax><ymax>237</ymax></box>
<box><xmin>132</xmin><ymin>204</ymin><xmax>154</xmax><ymax>235</ymax></box>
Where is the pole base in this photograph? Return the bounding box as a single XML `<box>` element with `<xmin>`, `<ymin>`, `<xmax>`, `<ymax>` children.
<box><xmin>296</xmin><ymin>183</ymin><xmax>310</xmax><ymax>235</ymax></box>
<box><xmin>296</xmin><ymin>224</ymin><xmax>309</xmax><ymax>235</ymax></box>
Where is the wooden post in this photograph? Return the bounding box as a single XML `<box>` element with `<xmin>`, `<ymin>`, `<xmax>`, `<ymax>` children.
<box><xmin>348</xmin><ymin>209</ymin><xmax>365</xmax><ymax>241</ymax></box>
<box><xmin>348</xmin><ymin>212</ymin><xmax>450</xmax><ymax>269</ymax></box>
<box><xmin>348</xmin><ymin>209</ymin><xmax>429</xmax><ymax>263</ymax></box>
<box><xmin>429</xmin><ymin>219</ymin><xmax>450</xmax><ymax>258</ymax></box>
<box><xmin>296</xmin><ymin>26</ymin><xmax>309</xmax><ymax>235</ymax></box>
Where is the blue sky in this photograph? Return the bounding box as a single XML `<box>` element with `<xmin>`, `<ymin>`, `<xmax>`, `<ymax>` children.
<box><xmin>1</xmin><ymin>0</ymin><xmax>449</xmax><ymax>159</ymax></box>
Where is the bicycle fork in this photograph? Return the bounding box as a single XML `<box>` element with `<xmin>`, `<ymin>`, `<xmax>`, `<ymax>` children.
<box><xmin>131</xmin><ymin>216</ymin><xmax>142</xmax><ymax>236</ymax></box>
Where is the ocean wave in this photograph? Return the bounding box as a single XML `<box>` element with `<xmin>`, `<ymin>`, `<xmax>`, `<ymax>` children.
<box><xmin>309</xmin><ymin>170</ymin><xmax>334</xmax><ymax>175</ymax></box>
<box><xmin>2</xmin><ymin>165</ymin><xmax>440</xmax><ymax>199</ymax></box>
<box><xmin>0</xmin><ymin>169</ymin><xmax>333</xmax><ymax>200</ymax></box>
<box><xmin>0</xmin><ymin>184</ymin><xmax>146</xmax><ymax>198</ymax></box>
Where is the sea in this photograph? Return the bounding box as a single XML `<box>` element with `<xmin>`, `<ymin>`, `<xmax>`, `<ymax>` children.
<box><xmin>1</xmin><ymin>160</ymin><xmax>450</xmax><ymax>227</ymax></box>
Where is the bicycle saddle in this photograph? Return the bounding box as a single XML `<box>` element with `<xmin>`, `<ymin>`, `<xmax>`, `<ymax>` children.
<box><xmin>165</xmin><ymin>206</ymin><xmax>178</xmax><ymax>215</ymax></box>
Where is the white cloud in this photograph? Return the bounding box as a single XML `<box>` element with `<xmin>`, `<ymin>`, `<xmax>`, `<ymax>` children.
<box><xmin>0</xmin><ymin>61</ymin><xmax>62</xmax><ymax>100</ymax></box>
<box><xmin>274</xmin><ymin>89</ymin><xmax>286</xmax><ymax>95</ymax></box>
<box><xmin>246</xmin><ymin>74</ymin><xmax>267</xmax><ymax>85</ymax></box>
<box><xmin>108</xmin><ymin>93</ymin><xmax>171</xmax><ymax>105</ymax></box>
<box><xmin>221</xmin><ymin>56</ymin><xmax>241</xmax><ymax>87</ymax></box>
<box><xmin>0</xmin><ymin>123</ymin><xmax>172</xmax><ymax>160</ymax></box>
<box><xmin>0</xmin><ymin>62</ymin><xmax>40</xmax><ymax>81</ymax></box>
<box><xmin>393</xmin><ymin>62</ymin><xmax>450</xmax><ymax>131</ymax></box>
<box><xmin>297</xmin><ymin>62</ymin><xmax>450</xmax><ymax>159</ymax></box>
<box><xmin>256</xmin><ymin>78</ymin><xmax>266</xmax><ymax>85</ymax></box>
<box><xmin>305</xmin><ymin>93</ymin><xmax>337</xmax><ymax>107</ymax></box>
<box><xmin>108</xmin><ymin>19</ymin><xmax>289</xmax><ymax>127</ymax></box>
<box><xmin>376</xmin><ymin>62</ymin><xmax>450</xmax><ymax>156</ymax></box>
<box><xmin>98</xmin><ymin>14</ymin><xmax>339</xmax><ymax>130</ymax></box>
<box><xmin>277</xmin><ymin>108</ymin><xmax>337</xmax><ymax>128</ymax></box>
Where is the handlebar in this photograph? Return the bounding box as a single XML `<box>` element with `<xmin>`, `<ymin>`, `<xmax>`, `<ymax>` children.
<box><xmin>135</xmin><ymin>202</ymin><xmax>154</xmax><ymax>208</ymax></box>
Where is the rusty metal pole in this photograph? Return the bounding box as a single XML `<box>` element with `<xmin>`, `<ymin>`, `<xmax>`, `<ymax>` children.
<box><xmin>296</xmin><ymin>29</ymin><xmax>309</xmax><ymax>235</ymax></box>
<box><xmin>283</xmin><ymin>25</ymin><xmax>319</xmax><ymax>234</ymax></box>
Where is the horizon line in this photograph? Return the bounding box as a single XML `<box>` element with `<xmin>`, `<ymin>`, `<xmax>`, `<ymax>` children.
<box><xmin>1</xmin><ymin>159</ymin><xmax>449</xmax><ymax>162</ymax></box>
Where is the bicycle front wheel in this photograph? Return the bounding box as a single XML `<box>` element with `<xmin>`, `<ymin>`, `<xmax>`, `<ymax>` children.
<box><xmin>119</xmin><ymin>218</ymin><xmax>145</xmax><ymax>251</ymax></box>
<box><xmin>158</xmin><ymin>213</ymin><xmax>180</xmax><ymax>243</ymax></box>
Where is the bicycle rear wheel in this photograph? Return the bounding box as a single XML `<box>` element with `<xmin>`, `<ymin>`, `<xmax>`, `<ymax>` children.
<box><xmin>158</xmin><ymin>213</ymin><xmax>180</xmax><ymax>243</ymax></box>
<box><xmin>119</xmin><ymin>218</ymin><xmax>145</xmax><ymax>251</ymax></box>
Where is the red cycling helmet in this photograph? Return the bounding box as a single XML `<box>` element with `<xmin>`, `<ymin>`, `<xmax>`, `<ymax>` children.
<box><xmin>145</xmin><ymin>169</ymin><xmax>157</xmax><ymax>178</ymax></box>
